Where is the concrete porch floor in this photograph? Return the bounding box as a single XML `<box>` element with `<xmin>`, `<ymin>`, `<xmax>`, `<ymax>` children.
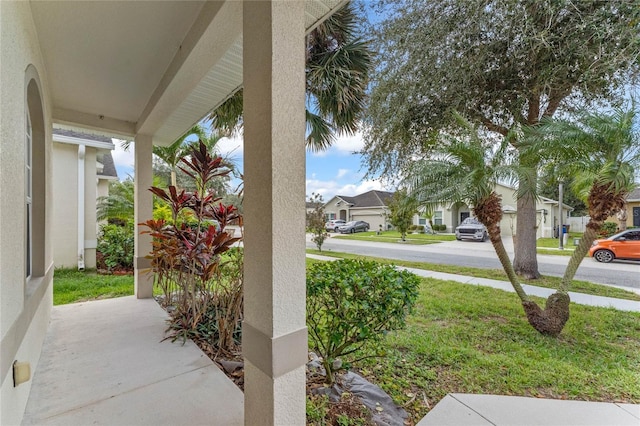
<box><xmin>22</xmin><ymin>296</ymin><xmax>243</xmax><ymax>425</ymax></box>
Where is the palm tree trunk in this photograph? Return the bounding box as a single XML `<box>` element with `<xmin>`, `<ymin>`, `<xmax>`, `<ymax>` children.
<box><xmin>170</xmin><ymin>170</ymin><xmax>177</xmax><ymax>188</ymax></box>
<box><xmin>486</xmin><ymin>224</ymin><xmax>530</xmax><ymax>302</ymax></box>
<box><xmin>559</xmin><ymin>225</ymin><xmax>599</xmax><ymax>293</ymax></box>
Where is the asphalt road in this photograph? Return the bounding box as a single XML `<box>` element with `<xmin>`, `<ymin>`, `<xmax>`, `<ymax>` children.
<box><xmin>307</xmin><ymin>235</ymin><xmax>640</xmax><ymax>292</ymax></box>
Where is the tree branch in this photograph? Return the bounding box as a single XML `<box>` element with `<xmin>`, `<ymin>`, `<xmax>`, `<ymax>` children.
<box><xmin>479</xmin><ymin>116</ymin><xmax>509</xmax><ymax>136</ymax></box>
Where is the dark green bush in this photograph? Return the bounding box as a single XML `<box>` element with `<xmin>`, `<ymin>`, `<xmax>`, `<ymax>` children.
<box><xmin>306</xmin><ymin>259</ymin><xmax>420</xmax><ymax>384</ymax></box>
<box><xmin>97</xmin><ymin>222</ymin><xmax>134</xmax><ymax>271</ymax></box>
<box><xmin>433</xmin><ymin>224</ymin><xmax>447</xmax><ymax>231</ymax></box>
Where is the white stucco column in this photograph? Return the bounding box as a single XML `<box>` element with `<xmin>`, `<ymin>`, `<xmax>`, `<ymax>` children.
<box><xmin>134</xmin><ymin>134</ymin><xmax>153</xmax><ymax>298</ymax></box>
<box><xmin>242</xmin><ymin>1</ymin><xmax>307</xmax><ymax>425</ymax></box>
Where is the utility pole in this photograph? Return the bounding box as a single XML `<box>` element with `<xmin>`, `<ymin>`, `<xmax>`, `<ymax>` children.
<box><xmin>558</xmin><ymin>181</ymin><xmax>564</xmax><ymax>250</ymax></box>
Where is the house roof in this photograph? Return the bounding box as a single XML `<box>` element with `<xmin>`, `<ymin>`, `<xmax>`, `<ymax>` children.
<box><xmin>334</xmin><ymin>190</ymin><xmax>395</xmax><ymax>209</ymax></box>
<box><xmin>53</xmin><ymin>128</ymin><xmax>113</xmax><ymax>143</ymax></box>
<box><xmin>53</xmin><ymin>127</ymin><xmax>115</xmax><ymax>151</ymax></box>
<box><xmin>627</xmin><ymin>186</ymin><xmax>640</xmax><ymax>201</ymax></box>
<box><xmin>97</xmin><ymin>152</ymin><xmax>118</xmax><ymax>180</ymax></box>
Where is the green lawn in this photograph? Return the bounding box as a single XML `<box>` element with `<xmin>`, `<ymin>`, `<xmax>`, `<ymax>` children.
<box><xmin>306</xmin><ymin>249</ymin><xmax>640</xmax><ymax>301</ymax></box>
<box><xmin>53</xmin><ymin>269</ymin><xmax>134</xmax><ymax>305</ymax></box>
<box><xmin>331</xmin><ymin>231</ymin><xmax>456</xmax><ymax>244</ymax></box>
<box><xmin>346</xmin><ymin>278</ymin><xmax>640</xmax><ymax>423</ymax></box>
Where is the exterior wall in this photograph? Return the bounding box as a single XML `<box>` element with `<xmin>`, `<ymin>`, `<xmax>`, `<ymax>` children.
<box><xmin>52</xmin><ymin>142</ymin><xmax>79</xmax><ymax>268</ymax></box>
<box><xmin>0</xmin><ymin>1</ymin><xmax>54</xmax><ymax>424</ymax></box>
<box><xmin>607</xmin><ymin>200</ymin><xmax>640</xmax><ymax>229</ymax></box>
<box><xmin>84</xmin><ymin>149</ymin><xmax>98</xmax><ymax>269</ymax></box>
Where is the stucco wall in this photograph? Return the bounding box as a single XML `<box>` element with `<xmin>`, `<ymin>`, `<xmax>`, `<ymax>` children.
<box><xmin>52</xmin><ymin>142</ymin><xmax>79</xmax><ymax>268</ymax></box>
<box><xmin>84</xmin><ymin>148</ymin><xmax>97</xmax><ymax>269</ymax></box>
<box><xmin>0</xmin><ymin>1</ymin><xmax>54</xmax><ymax>424</ymax></box>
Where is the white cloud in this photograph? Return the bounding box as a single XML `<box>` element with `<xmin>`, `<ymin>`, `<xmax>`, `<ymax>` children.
<box><xmin>216</xmin><ymin>135</ymin><xmax>244</xmax><ymax>158</ymax></box>
<box><xmin>336</xmin><ymin>168</ymin><xmax>350</xmax><ymax>179</ymax></box>
<box><xmin>309</xmin><ymin>129</ymin><xmax>366</xmax><ymax>157</ymax></box>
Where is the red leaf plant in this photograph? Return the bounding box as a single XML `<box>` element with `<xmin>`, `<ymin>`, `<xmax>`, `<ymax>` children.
<box><xmin>140</xmin><ymin>141</ymin><xmax>243</xmax><ymax>354</ymax></box>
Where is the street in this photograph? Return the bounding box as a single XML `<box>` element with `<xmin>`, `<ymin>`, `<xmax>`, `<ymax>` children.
<box><xmin>307</xmin><ymin>234</ymin><xmax>640</xmax><ymax>292</ymax></box>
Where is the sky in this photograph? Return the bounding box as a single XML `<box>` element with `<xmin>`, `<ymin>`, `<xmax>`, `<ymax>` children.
<box><xmin>110</xmin><ymin>129</ymin><xmax>390</xmax><ymax>202</ymax></box>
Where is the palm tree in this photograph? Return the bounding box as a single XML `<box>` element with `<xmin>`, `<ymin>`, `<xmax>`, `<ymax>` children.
<box><xmin>534</xmin><ymin>106</ymin><xmax>640</xmax><ymax>294</ymax></box>
<box><xmin>406</xmin><ymin>115</ymin><xmax>570</xmax><ymax>336</ymax></box>
<box><xmin>208</xmin><ymin>2</ymin><xmax>372</xmax><ymax>152</ymax></box>
<box><xmin>154</xmin><ymin>125</ymin><xmax>206</xmax><ymax>187</ymax></box>
<box><xmin>97</xmin><ymin>179</ymin><xmax>134</xmax><ymax>223</ymax></box>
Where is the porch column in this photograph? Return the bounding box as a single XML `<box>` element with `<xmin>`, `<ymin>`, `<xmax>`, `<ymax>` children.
<box><xmin>242</xmin><ymin>1</ymin><xmax>307</xmax><ymax>425</ymax></box>
<box><xmin>134</xmin><ymin>134</ymin><xmax>153</xmax><ymax>298</ymax></box>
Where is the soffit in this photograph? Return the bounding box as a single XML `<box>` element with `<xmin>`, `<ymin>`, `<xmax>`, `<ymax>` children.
<box><xmin>31</xmin><ymin>0</ymin><xmax>346</xmax><ymax>146</ymax></box>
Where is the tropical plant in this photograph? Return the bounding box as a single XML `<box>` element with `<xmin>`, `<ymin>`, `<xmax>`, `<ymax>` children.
<box><xmin>386</xmin><ymin>189</ymin><xmax>418</xmax><ymax>241</ymax></box>
<box><xmin>532</xmin><ymin>106</ymin><xmax>640</xmax><ymax>295</ymax></box>
<box><xmin>208</xmin><ymin>2</ymin><xmax>372</xmax><ymax>151</ymax></box>
<box><xmin>306</xmin><ymin>193</ymin><xmax>328</xmax><ymax>251</ymax></box>
<box><xmin>153</xmin><ymin>125</ymin><xmax>206</xmax><ymax>187</ymax></box>
<box><xmin>140</xmin><ymin>141</ymin><xmax>242</xmax><ymax>353</ymax></box>
<box><xmin>306</xmin><ymin>259</ymin><xmax>420</xmax><ymax>385</ymax></box>
<box><xmin>97</xmin><ymin>179</ymin><xmax>134</xmax><ymax>224</ymax></box>
<box><xmin>363</xmin><ymin>0</ymin><xmax>640</xmax><ymax>279</ymax></box>
<box><xmin>406</xmin><ymin>114</ymin><xmax>571</xmax><ymax>336</ymax></box>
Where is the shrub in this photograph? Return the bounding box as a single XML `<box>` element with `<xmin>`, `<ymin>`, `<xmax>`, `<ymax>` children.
<box><xmin>599</xmin><ymin>221</ymin><xmax>618</xmax><ymax>237</ymax></box>
<box><xmin>140</xmin><ymin>141</ymin><xmax>242</xmax><ymax>354</ymax></box>
<box><xmin>433</xmin><ymin>224</ymin><xmax>447</xmax><ymax>231</ymax></box>
<box><xmin>97</xmin><ymin>222</ymin><xmax>134</xmax><ymax>271</ymax></box>
<box><xmin>306</xmin><ymin>259</ymin><xmax>420</xmax><ymax>385</ymax></box>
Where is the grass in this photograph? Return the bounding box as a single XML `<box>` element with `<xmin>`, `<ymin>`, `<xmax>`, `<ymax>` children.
<box><xmin>330</xmin><ymin>231</ymin><xmax>455</xmax><ymax>245</ymax></box>
<box><xmin>53</xmin><ymin>268</ymin><xmax>134</xmax><ymax>305</ymax></box>
<box><xmin>344</xmin><ymin>278</ymin><xmax>640</xmax><ymax>423</ymax></box>
<box><xmin>307</xmin><ymin>249</ymin><xmax>640</xmax><ymax>301</ymax></box>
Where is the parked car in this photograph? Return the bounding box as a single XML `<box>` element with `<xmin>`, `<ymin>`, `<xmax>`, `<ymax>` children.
<box><xmin>589</xmin><ymin>229</ymin><xmax>640</xmax><ymax>263</ymax></box>
<box><xmin>455</xmin><ymin>217</ymin><xmax>488</xmax><ymax>242</ymax></box>
<box><xmin>338</xmin><ymin>221</ymin><xmax>370</xmax><ymax>234</ymax></box>
<box><xmin>325</xmin><ymin>219</ymin><xmax>346</xmax><ymax>232</ymax></box>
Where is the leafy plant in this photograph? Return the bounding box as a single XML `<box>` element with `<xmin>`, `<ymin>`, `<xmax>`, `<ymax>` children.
<box><xmin>97</xmin><ymin>222</ymin><xmax>134</xmax><ymax>271</ymax></box>
<box><xmin>599</xmin><ymin>221</ymin><xmax>618</xmax><ymax>238</ymax></box>
<box><xmin>306</xmin><ymin>259</ymin><xmax>420</xmax><ymax>385</ymax></box>
<box><xmin>140</xmin><ymin>141</ymin><xmax>243</xmax><ymax>354</ymax></box>
<box><xmin>386</xmin><ymin>189</ymin><xmax>418</xmax><ymax>241</ymax></box>
<box><xmin>307</xmin><ymin>192</ymin><xmax>328</xmax><ymax>251</ymax></box>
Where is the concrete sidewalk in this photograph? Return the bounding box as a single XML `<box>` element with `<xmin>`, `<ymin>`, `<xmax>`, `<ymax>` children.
<box><xmin>418</xmin><ymin>394</ymin><xmax>640</xmax><ymax>426</ymax></box>
<box><xmin>22</xmin><ymin>296</ymin><xmax>243</xmax><ymax>425</ymax></box>
<box><xmin>306</xmin><ymin>254</ymin><xmax>640</xmax><ymax>312</ymax></box>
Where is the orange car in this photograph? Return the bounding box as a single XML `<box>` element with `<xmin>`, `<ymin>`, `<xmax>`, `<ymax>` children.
<box><xmin>589</xmin><ymin>229</ymin><xmax>640</xmax><ymax>263</ymax></box>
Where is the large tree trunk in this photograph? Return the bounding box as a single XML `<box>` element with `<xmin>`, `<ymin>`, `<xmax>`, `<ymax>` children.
<box><xmin>514</xmin><ymin>191</ymin><xmax>541</xmax><ymax>279</ymax></box>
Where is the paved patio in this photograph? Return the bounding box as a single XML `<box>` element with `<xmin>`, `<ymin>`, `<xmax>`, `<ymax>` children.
<box><xmin>22</xmin><ymin>296</ymin><xmax>243</xmax><ymax>425</ymax></box>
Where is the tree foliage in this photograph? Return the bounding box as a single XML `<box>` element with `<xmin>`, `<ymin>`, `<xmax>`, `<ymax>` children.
<box><xmin>307</xmin><ymin>193</ymin><xmax>329</xmax><ymax>251</ymax></box>
<box><xmin>209</xmin><ymin>1</ymin><xmax>373</xmax><ymax>151</ymax></box>
<box><xmin>386</xmin><ymin>189</ymin><xmax>418</xmax><ymax>241</ymax></box>
<box><xmin>363</xmin><ymin>0</ymin><xmax>640</xmax><ymax>278</ymax></box>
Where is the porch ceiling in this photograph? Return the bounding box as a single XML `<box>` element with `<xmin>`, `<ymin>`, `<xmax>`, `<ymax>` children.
<box><xmin>30</xmin><ymin>0</ymin><xmax>345</xmax><ymax>145</ymax></box>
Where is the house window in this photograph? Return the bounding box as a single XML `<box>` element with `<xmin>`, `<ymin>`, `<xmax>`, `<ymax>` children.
<box><xmin>418</xmin><ymin>218</ymin><xmax>426</xmax><ymax>225</ymax></box>
<box><xmin>325</xmin><ymin>212</ymin><xmax>336</xmax><ymax>220</ymax></box>
<box><xmin>25</xmin><ymin>108</ymin><xmax>32</xmax><ymax>278</ymax></box>
<box><xmin>434</xmin><ymin>211</ymin><xmax>443</xmax><ymax>225</ymax></box>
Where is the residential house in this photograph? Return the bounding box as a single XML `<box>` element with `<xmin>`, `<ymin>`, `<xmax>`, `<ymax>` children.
<box><xmin>414</xmin><ymin>183</ymin><xmax>573</xmax><ymax>238</ymax></box>
<box><xmin>323</xmin><ymin>190</ymin><xmax>395</xmax><ymax>231</ymax></box>
<box><xmin>611</xmin><ymin>186</ymin><xmax>640</xmax><ymax>229</ymax></box>
<box><xmin>52</xmin><ymin>128</ymin><xmax>118</xmax><ymax>269</ymax></box>
<box><xmin>1</xmin><ymin>2</ymin><xmax>341</xmax><ymax>424</ymax></box>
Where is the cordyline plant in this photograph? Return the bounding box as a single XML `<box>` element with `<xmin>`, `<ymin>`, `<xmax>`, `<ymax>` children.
<box><xmin>140</xmin><ymin>141</ymin><xmax>242</xmax><ymax>353</ymax></box>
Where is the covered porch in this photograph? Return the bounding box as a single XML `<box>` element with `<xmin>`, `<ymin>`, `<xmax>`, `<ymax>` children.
<box><xmin>23</xmin><ymin>296</ymin><xmax>244</xmax><ymax>425</ymax></box>
<box><xmin>1</xmin><ymin>0</ymin><xmax>346</xmax><ymax>424</ymax></box>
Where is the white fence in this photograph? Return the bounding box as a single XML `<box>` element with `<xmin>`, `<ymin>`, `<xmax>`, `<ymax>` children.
<box><xmin>567</xmin><ymin>216</ymin><xmax>590</xmax><ymax>233</ymax></box>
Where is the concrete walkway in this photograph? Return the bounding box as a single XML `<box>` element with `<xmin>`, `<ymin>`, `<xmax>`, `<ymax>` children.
<box><xmin>306</xmin><ymin>254</ymin><xmax>640</xmax><ymax>312</ymax></box>
<box><xmin>418</xmin><ymin>393</ymin><xmax>640</xmax><ymax>426</ymax></box>
<box><xmin>22</xmin><ymin>296</ymin><xmax>243</xmax><ymax>426</ymax></box>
